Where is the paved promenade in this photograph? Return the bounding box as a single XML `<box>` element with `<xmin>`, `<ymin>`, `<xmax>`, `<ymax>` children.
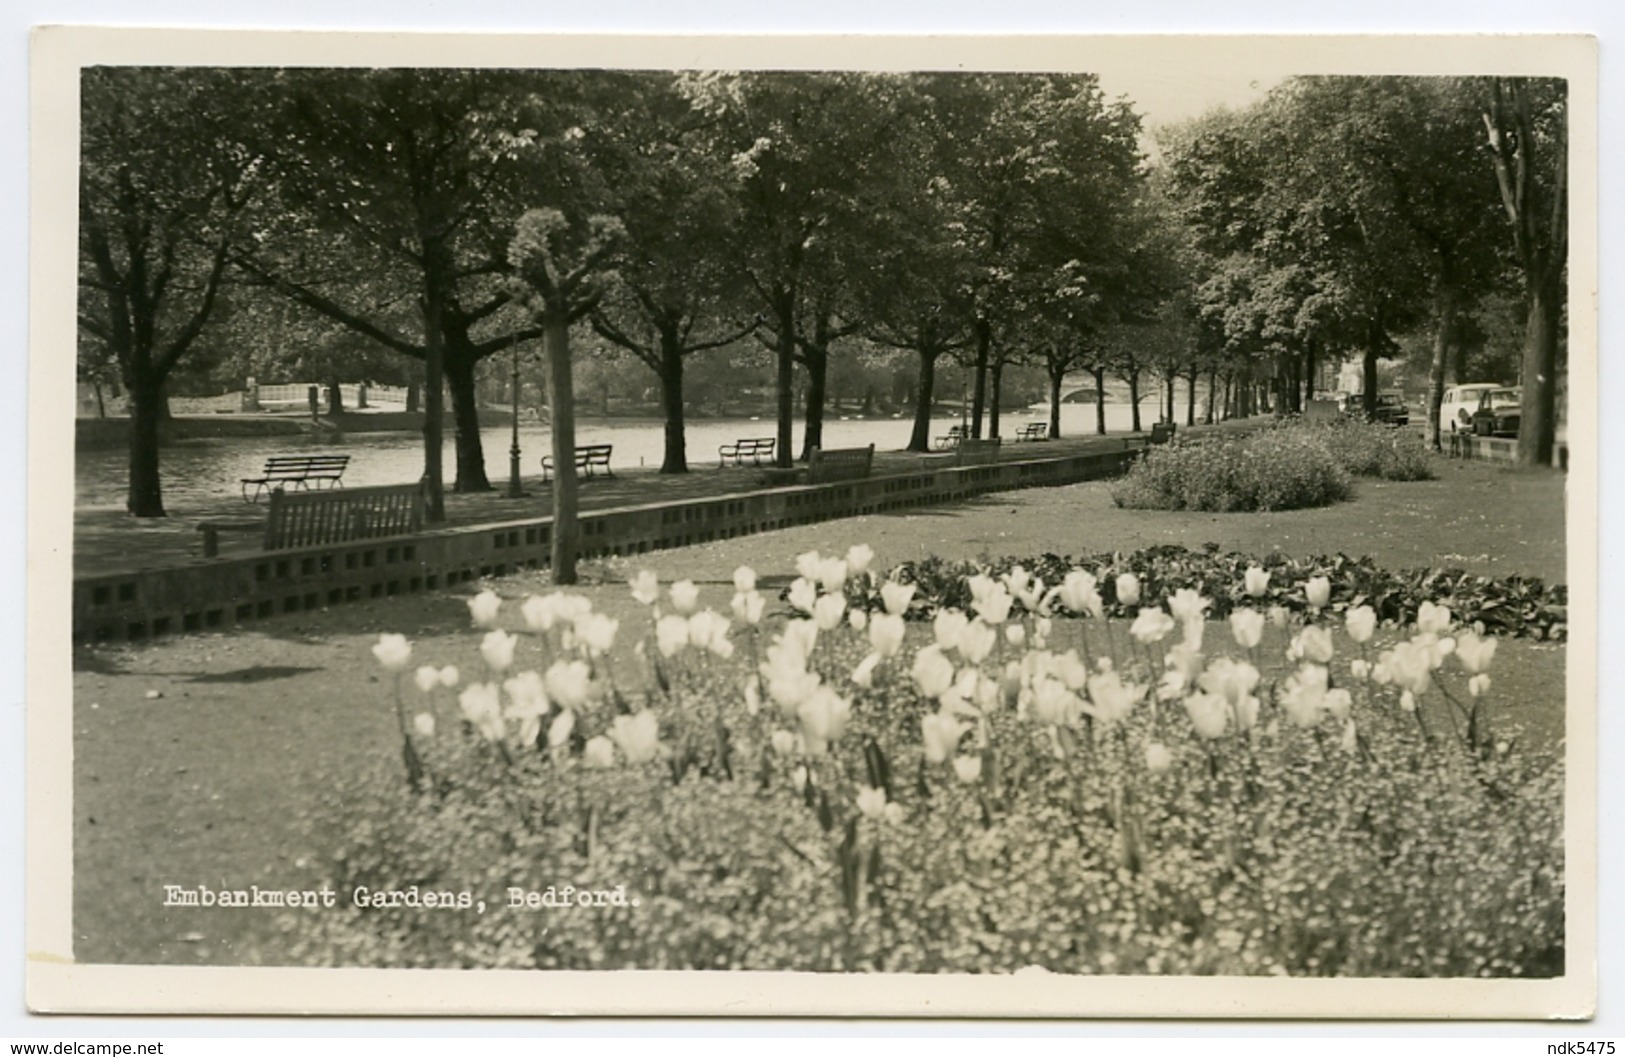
<box><xmin>71</xmin><ymin>425</ymin><xmax>1223</xmax><ymax>579</ymax></box>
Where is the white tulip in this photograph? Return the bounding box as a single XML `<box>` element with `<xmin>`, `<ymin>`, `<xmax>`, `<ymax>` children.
<box><xmin>879</xmin><ymin>581</ymin><xmax>916</xmax><ymax>616</ymax></box>
<box><xmin>467</xmin><ymin>590</ymin><xmax>502</xmax><ymax>629</ymax></box>
<box><xmin>371</xmin><ymin>633</ymin><xmax>412</xmax><ymax>672</ymax></box>
<box><xmin>583</xmin><ymin>735</ymin><xmax>616</xmax><ymax>769</ymax></box>
<box><xmin>669</xmin><ymin>580</ymin><xmax>700</xmax><ymax>616</ymax></box>
<box><xmin>479</xmin><ymin>630</ymin><xmax>519</xmax><ymax>674</ymax></box>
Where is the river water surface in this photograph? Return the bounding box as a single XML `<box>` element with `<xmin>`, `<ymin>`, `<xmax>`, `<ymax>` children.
<box><xmin>76</xmin><ymin>403</ymin><xmax>1153</xmax><ymax>512</ymax></box>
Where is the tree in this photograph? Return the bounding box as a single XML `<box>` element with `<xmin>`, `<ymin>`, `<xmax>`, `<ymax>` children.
<box><xmin>78</xmin><ymin>68</ymin><xmax>260</xmax><ymax>517</ymax></box>
<box><xmin>582</xmin><ymin>74</ymin><xmax>757</xmax><ymax>473</ymax></box>
<box><xmin>1264</xmin><ymin>77</ymin><xmax>1503</xmax><ymax>446</ymax></box>
<box><xmin>691</xmin><ymin>72</ymin><xmax>912</xmax><ymax>465</ymax></box>
<box><xmin>1481</xmin><ymin>77</ymin><xmax>1567</xmax><ymax>466</ymax></box>
<box><xmin>937</xmin><ymin>75</ymin><xmax>1144</xmax><ymax>438</ymax></box>
<box><xmin>508</xmin><ymin>208</ymin><xmax>624</xmax><ymax>584</ymax></box>
<box><xmin>241</xmin><ymin>69</ymin><xmax>563</xmax><ymax>518</ymax></box>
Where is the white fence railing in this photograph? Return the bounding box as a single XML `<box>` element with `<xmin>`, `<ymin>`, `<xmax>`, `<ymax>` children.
<box><xmin>250</xmin><ymin>383</ymin><xmax>411</xmax><ymax>408</ymax></box>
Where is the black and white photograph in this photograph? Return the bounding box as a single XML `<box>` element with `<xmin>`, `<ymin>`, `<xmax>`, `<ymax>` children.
<box><xmin>24</xmin><ymin>27</ymin><xmax>1598</xmax><ymax>1020</ymax></box>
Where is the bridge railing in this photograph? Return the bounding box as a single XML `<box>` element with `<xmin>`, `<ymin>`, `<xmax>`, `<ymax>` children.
<box><xmin>248</xmin><ymin>383</ymin><xmax>411</xmax><ymax>409</ymax></box>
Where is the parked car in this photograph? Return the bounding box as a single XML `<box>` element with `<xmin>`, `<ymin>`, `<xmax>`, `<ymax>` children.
<box><xmin>1344</xmin><ymin>392</ymin><xmax>1410</xmax><ymax>426</ymax></box>
<box><xmin>1440</xmin><ymin>383</ymin><xmax>1501</xmax><ymax>433</ymax></box>
<box><xmin>1470</xmin><ymin>387</ymin><xmax>1521</xmax><ymax>437</ymax></box>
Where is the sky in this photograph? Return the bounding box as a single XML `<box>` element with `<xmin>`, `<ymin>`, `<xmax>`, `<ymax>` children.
<box><xmin>1094</xmin><ymin>66</ymin><xmax>1278</xmax><ymax>134</ymax></box>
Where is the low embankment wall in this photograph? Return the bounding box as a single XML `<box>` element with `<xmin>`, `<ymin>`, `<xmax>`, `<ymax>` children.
<box><xmin>73</xmin><ymin>442</ymin><xmax>1142</xmax><ymax>644</ymax></box>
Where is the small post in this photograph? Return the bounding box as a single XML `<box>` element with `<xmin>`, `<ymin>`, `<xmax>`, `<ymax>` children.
<box><xmin>200</xmin><ymin>524</ymin><xmax>220</xmax><ymax>559</ymax></box>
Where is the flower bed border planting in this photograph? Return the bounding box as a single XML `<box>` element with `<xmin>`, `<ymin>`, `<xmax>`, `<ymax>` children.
<box><xmin>860</xmin><ymin>546</ymin><xmax>1566</xmax><ymax>642</ymax></box>
<box><xmin>272</xmin><ymin>545</ymin><xmax>1564</xmax><ymax>978</ymax></box>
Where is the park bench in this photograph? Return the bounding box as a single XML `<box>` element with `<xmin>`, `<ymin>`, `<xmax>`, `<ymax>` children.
<box><xmin>806</xmin><ymin>444</ymin><xmax>875</xmax><ymax>484</ymax></box>
<box><xmin>200</xmin><ymin>481</ymin><xmax>425</xmax><ymax>556</ymax></box>
<box><xmin>1150</xmin><ymin>422</ymin><xmax>1178</xmax><ymax>444</ymax></box>
<box><xmin>719</xmin><ymin>436</ymin><xmax>777</xmax><ymax>468</ymax></box>
<box><xmin>933</xmin><ymin>424</ymin><xmax>968</xmax><ymax>451</ymax></box>
<box><xmin>240</xmin><ymin>454</ymin><xmax>350</xmax><ymax>503</ymax></box>
<box><xmin>954</xmin><ymin>437</ymin><xmax>1002</xmax><ymax>467</ymax></box>
<box><xmin>1015</xmin><ymin>421</ymin><xmax>1049</xmax><ymax>442</ymax></box>
<box><xmin>262</xmin><ymin>480</ymin><xmax>425</xmax><ymax>551</ymax></box>
<box><xmin>541</xmin><ymin>444</ymin><xmax>615</xmax><ymax>483</ymax></box>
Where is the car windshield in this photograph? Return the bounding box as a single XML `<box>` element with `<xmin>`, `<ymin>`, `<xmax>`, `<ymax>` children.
<box><xmin>1376</xmin><ymin>395</ymin><xmax>1402</xmax><ymax>406</ymax></box>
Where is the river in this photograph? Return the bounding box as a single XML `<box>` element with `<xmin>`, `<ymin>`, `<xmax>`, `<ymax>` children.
<box><xmin>75</xmin><ymin>402</ymin><xmax>1158</xmax><ymax>513</ymax></box>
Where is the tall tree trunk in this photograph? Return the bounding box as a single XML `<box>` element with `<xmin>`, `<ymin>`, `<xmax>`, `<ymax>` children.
<box><xmin>800</xmin><ymin>345</ymin><xmax>828</xmax><ymax>460</ymax></box>
<box><xmin>443</xmin><ymin>344</ymin><xmax>493</xmax><ymax>493</ymax></box>
<box><xmin>1304</xmin><ymin>339</ymin><xmax>1318</xmax><ymax>403</ymax></box>
<box><xmin>420</xmin><ymin>282</ymin><xmax>447</xmax><ymax>524</ymax></box>
<box><xmin>908</xmin><ymin>347</ymin><xmax>938</xmax><ymax>452</ymax></box>
<box><xmin>657</xmin><ymin>328</ymin><xmax>688</xmax><ymax>473</ymax></box>
<box><xmin>1164</xmin><ymin>368</ymin><xmax>1177</xmax><ymax>422</ymax></box>
<box><xmin>970</xmin><ymin>316</ymin><xmax>992</xmax><ymax>438</ymax></box>
<box><xmin>1361</xmin><ymin>345</ymin><xmax>1379</xmax><ymax>419</ymax></box>
<box><xmin>987</xmin><ymin>357</ymin><xmax>1004</xmax><ymax>439</ymax></box>
<box><xmin>405</xmin><ymin>382</ymin><xmax>420</xmax><ymax>414</ymax></box>
<box><xmin>1128</xmin><ymin>372</ymin><xmax>1142</xmax><ymax>432</ymax></box>
<box><xmin>326</xmin><ymin>380</ymin><xmax>345</xmax><ymax>416</ymax></box>
<box><xmin>773</xmin><ymin>292</ymin><xmax>795</xmax><ymax>468</ymax></box>
<box><xmin>543</xmin><ymin>311</ymin><xmax>580</xmax><ymax>584</ymax></box>
<box><xmin>1426</xmin><ymin>289</ymin><xmax>1456</xmax><ymax>450</ymax></box>
<box><xmin>126</xmin><ymin>375</ymin><xmax>167</xmax><ymax>517</ymax></box>
<box><xmin>1048</xmin><ymin>366</ymin><xmax>1064</xmax><ymax>440</ymax></box>
<box><xmin>1206</xmin><ymin>369</ymin><xmax>1219</xmax><ymax>425</ymax></box>
<box><xmin>1092</xmin><ymin>366</ymin><xmax>1107</xmax><ymax>434</ymax></box>
<box><xmin>1185</xmin><ymin>368</ymin><xmax>1198</xmax><ymax>426</ymax></box>
<box><xmin>1517</xmin><ymin>273</ymin><xmax>1561</xmax><ymax>467</ymax></box>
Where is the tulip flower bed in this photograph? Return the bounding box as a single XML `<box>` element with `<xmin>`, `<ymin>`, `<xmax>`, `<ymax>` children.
<box><xmin>869</xmin><ymin>546</ymin><xmax>1566</xmax><ymax>642</ymax></box>
<box><xmin>282</xmin><ymin>548</ymin><xmax>1564</xmax><ymax>976</ymax></box>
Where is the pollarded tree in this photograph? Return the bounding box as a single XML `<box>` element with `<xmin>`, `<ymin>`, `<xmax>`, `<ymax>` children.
<box><xmin>78</xmin><ymin>67</ymin><xmax>262</xmax><ymax>517</ymax></box>
<box><xmin>508</xmin><ymin>208</ymin><xmax>624</xmax><ymax>584</ymax></box>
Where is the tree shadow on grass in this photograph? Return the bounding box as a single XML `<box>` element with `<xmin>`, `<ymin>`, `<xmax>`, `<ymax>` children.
<box><xmin>185</xmin><ymin>665</ymin><xmax>323</xmax><ymax>683</ymax></box>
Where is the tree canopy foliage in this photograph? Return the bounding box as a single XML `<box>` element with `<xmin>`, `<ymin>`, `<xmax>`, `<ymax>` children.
<box><xmin>78</xmin><ymin>67</ymin><xmax>1571</xmax><ymax>527</ymax></box>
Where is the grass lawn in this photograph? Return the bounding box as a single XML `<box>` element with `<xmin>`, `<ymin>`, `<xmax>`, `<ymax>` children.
<box><xmin>70</xmin><ymin>452</ymin><xmax>1570</xmax><ymax>966</ymax></box>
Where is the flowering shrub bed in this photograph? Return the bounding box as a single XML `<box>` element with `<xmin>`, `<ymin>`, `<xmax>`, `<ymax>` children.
<box><xmin>1112</xmin><ymin>428</ymin><xmax>1352</xmax><ymax>512</ymax></box>
<box><xmin>1111</xmin><ymin>420</ymin><xmax>1433</xmax><ymax>512</ymax></box>
<box><xmin>1312</xmin><ymin>417</ymin><xmax>1435</xmax><ymax>481</ymax></box>
<box><xmin>870</xmin><ymin>546</ymin><xmax>1567</xmax><ymax>641</ymax></box>
<box><xmin>283</xmin><ymin>548</ymin><xmax>1563</xmax><ymax>976</ymax></box>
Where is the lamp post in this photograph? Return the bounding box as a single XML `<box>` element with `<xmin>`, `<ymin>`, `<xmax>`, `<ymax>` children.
<box><xmin>507</xmin><ymin>341</ymin><xmax>525</xmax><ymax>498</ymax></box>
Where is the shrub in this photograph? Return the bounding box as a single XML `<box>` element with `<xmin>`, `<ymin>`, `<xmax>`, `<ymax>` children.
<box><xmin>1112</xmin><ymin>429</ymin><xmax>1353</xmax><ymax>512</ymax></box>
<box><xmin>1313</xmin><ymin>417</ymin><xmax>1435</xmax><ymax>481</ymax></box>
<box><xmin>268</xmin><ymin>556</ymin><xmax>1564</xmax><ymax>977</ymax></box>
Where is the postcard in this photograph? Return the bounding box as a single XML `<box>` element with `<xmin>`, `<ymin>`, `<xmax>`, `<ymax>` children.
<box><xmin>27</xmin><ymin>26</ymin><xmax>1598</xmax><ymax>1018</ymax></box>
